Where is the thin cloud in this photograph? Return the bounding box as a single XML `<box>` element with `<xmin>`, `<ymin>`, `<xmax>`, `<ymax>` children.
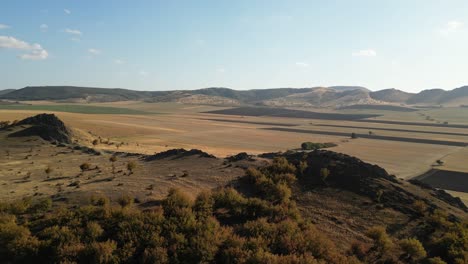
<box><xmin>139</xmin><ymin>70</ymin><xmax>148</xmax><ymax>76</ymax></box>
<box><xmin>352</xmin><ymin>49</ymin><xmax>377</xmax><ymax>57</ymax></box>
<box><xmin>40</xmin><ymin>24</ymin><xmax>48</xmax><ymax>32</ymax></box>
<box><xmin>216</xmin><ymin>68</ymin><xmax>226</xmax><ymax>73</ymax></box>
<box><xmin>64</xmin><ymin>28</ymin><xmax>82</xmax><ymax>35</ymax></box>
<box><xmin>88</xmin><ymin>48</ymin><xmax>101</xmax><ymax>55</ymax></box>
<box><xmin>295</xmin><ymin>62</ymin><xmax>309</xmax><ymax>67</ymax></box>
<box><xmin>114</xmin><ymin>59</ymin><xmax>125</xmax><ymax>64</ymax></box>
<box><xmin>0</xmin><ymin>35</ymin><xmax>48</xmax><ymax>60</ymax></box>
<box><xmin>64</xmin><ymin>9</ymin><xmax>71</xmax><ymax>15</ymax></box>
<box><xmin>438</xmin><ymin>20</ymin><xmax>463</xmax><ymax>35</ymax></box>
<box><xmin>0</xmin><ymin>24</ymin><xmax>10</xmax><ymax>30</ymax></box>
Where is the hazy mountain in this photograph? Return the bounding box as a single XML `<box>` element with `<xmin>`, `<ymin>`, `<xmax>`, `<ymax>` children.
<box><xmin>2</xmin><ymin>85</ymin><xmax>468</xmax><ymax>108</ymax></box>
<box><xmin>370</xmin><ymin>88</ymin><xmax>414</xmax><ymax>103</ymax></box>
<box><xmin>406</xmin><ymin>89</ymin><xmax>446</xmax><ymax>105</ymax></box>
<box><xmin>328</xmin><ymin>86</ymin><xmax>370</xmax><ymax>92</ymax></box>
<box><xmin>0</xmin><ymin>86</ymin><xmax>153</xmax><ymax>102</ymax></box>
<box><xmin>0</xmin><ymin>89</ymin><xmax>15</xmax><ymax>96</ymax></box>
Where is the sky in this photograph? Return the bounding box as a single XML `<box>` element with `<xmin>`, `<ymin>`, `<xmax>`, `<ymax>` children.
<box><xmin>0</xmin><ymin>0</ymin><xmax>467</xmax><ymax>92</ymax></box>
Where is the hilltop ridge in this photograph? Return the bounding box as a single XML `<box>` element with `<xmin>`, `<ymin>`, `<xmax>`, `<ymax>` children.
<box><xmin>2</xmin><ymin>85</ymin><xmax>468</xmax><ymax>107</ymax></box>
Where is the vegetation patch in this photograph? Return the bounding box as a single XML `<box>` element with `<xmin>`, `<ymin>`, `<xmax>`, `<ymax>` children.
<box><xmin>300</xmin><ymin>142</ymin><xmax>337</xmax><ymax>150</ymax></box>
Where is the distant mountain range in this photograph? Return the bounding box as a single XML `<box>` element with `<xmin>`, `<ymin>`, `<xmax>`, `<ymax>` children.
<box><xmin>1</xmin><ymin>85</ymin><xmax>468</xmax><ymax>108</ymax></box>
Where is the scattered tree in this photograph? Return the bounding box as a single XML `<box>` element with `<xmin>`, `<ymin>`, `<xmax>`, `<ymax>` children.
<box><xmin>351</xmin><ymin>132</ymin><xmax>358</xmax><ymax>139</ymax></box>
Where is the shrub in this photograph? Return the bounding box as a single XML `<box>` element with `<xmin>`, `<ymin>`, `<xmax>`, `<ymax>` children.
<box><xmin>162</xmin><ymin>188</ymin><xmax>192</xmax><ymax>218</ymax></box>
<box><xmin>83</xmin><ymin>240</ymin><xmax>117</xmax><ymax>263</ymax></box>
<box><xmin>320</xmin><ymin>168</ymin><xmax>330</xmax><ymax>184</ymax></box>
<box><xmin>399</xmin><ymin>238</ymin><xmax>427</xmax><ymax>261</ymax></box>
<box><xmin>117</xmin><ymin>194</ymin><xmax>133</xmax><ymax>208</ymax></box>
<box><xmin>126</xmin><ymin>161</ymin><xmax>137</xmax><ymax>174</ymax></box>
<box><xmin>194</xmin><ymin>191</ymin><xmax>214</xmax><ymax>220</ymax></box>
<box><xmin>90</xmin><ymin>194</ymin><xmax>110</xmax><ymax>207</ymax></box>
<box><xmin>86</xmin><ymin>221</ymin><xmax>104</xmax><ymax>241</ymax></box>
<box><xmin>349</xmin><ymin>240</ymin><xmax>370</xmax><ymax>260</ymax></box>
<box><xmin>45</xmin><ymin>166</ymin><xmax>53</xmax><ymax>178</ymax></box>
<box><xmin>427</xmin><ymin>257</ymin><xmax>448</xmax><ymax>264</ymax></box>
<box><xmin>412</xmin><ymin>200</ymin><xmax>427</xmax><ymax>216</ymax></box>
<box><xmin>80</xmin><ymin>163</ymin><xmax>91</xmax><ymax>172</ymax></box>
<box><xmin>366</xmin><ymin>226</ymin><xmax>392</xmax><ymax>253</ymax></box>
<box><xmin>141</xmin><ymin>246</ymin><xmax>168</xmax><ymax>264</ymax></box>
<box><xmin>31</xmin><ymin>197</ymin><xmax>52</xmax><ymax>213</ymax></box>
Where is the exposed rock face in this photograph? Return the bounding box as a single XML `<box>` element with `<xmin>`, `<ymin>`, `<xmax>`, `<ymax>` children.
<box><xmin>145</xmin><ymin>148</ymin><xmax>216</xmax><ymax>161</ymax></box>
<box><xmin>8</xmin><ymin>113</ymin><xmax>71</xmax><ymax>144</ymax></box>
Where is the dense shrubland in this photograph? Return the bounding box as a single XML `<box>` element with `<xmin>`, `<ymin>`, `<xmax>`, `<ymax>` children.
<box><xmin>0</xmin><ymin>157</ymin><xmax>466</xmax><ymax>263</ymax></box>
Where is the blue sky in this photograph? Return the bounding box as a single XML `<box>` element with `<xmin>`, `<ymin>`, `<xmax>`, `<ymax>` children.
<box><xmin>0</xmin><ymin>0</ymin><xmax>467</xmax><ymax>92</ymax></box>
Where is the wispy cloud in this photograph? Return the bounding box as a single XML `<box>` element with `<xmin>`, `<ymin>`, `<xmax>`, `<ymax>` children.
<box><xmin>0</xmin><ymin>24</ymin><xmax>10</xmax><ymax>30</ymax></box>
<box><xmin>88</xmin><ymin>48</ymin><xmax>101</xmax><ymax>55</ymax></box>
<box><xmin>295</xmin><ymin>62</ymin><xmax>309</xmax><ymax>67</ymax></box>
<box><xmin>114</xmin><ymin>59</ymin><xmax>125</xmax><ymax>64</ymax></box>
<box><xmin>64</xmin><ymin>9</ymin><xmax>71</xmax><ymax>15</ymax></box>
<box><xmin>40</xmin><ymin>24</ymin><xmax>48</xmax><ymax>32</ymax></box>
<box><xmin>438</xmin><ymin>20</ymin><xmax>463</xmax><ymax>35</ymax></box>
<box><xmin>64</xmin><ymin>28</ymin><xmax>82</xmax><ymax>35</ymax></box>
<box><xmin>0</xmin><ymin>36</ymin><xmax>48</xmax><ymax>60</ymax></box>
<box><xmin>139</xmin><ymin>70</ymin><xmax>148</xmax><ymax>76</ymax></box>
<box><xmin>216</xmin><ymin>68</ymin><xmax>226</xmax><ymax>73</ymax></box>
<box><xmin>352</xmin><ymin>49</ymin><xmax>377</xmax><ymax>57</ymax></box>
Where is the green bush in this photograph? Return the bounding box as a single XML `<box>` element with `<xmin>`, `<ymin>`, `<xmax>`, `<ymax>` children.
<box><xmin>301</xmin><ymin>142</ymin><xmax>337</xmax><ymax>150</ymax></box>
<box><xmin>399</xmin><ymin>238</ymin><xmax>427</xmax><ymax>261</ymax></box>
<box><xmin>366</xmin><ymin>226</ymin><xmax>392</xmax><ymax>253</ymax></box>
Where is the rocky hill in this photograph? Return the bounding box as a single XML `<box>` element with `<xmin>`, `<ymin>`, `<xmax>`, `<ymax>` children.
<box><xmin>5</xmin><ymin>113</ymin><xmax>72</xmax><ymax>143</ymax></box>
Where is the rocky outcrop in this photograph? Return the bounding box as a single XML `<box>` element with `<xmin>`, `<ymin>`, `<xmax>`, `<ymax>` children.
<box><xmin>8</xmin><ymin>114</ymin><xmax>71</xmax><ymax>144</ymax></box>
<box><xmin>270</xmin><ymin>150</ymin><xmax>466</xmax><ymax>213</ymax></box>
<box><xmin>227</xmin><ymin>152</ymin><xmax>253</xmax><ymax>162</ymax></box>
<box><xmin>145</xmin><ymin>148</ymin><xmax>216</xmax><ymax>161</ymax></box>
